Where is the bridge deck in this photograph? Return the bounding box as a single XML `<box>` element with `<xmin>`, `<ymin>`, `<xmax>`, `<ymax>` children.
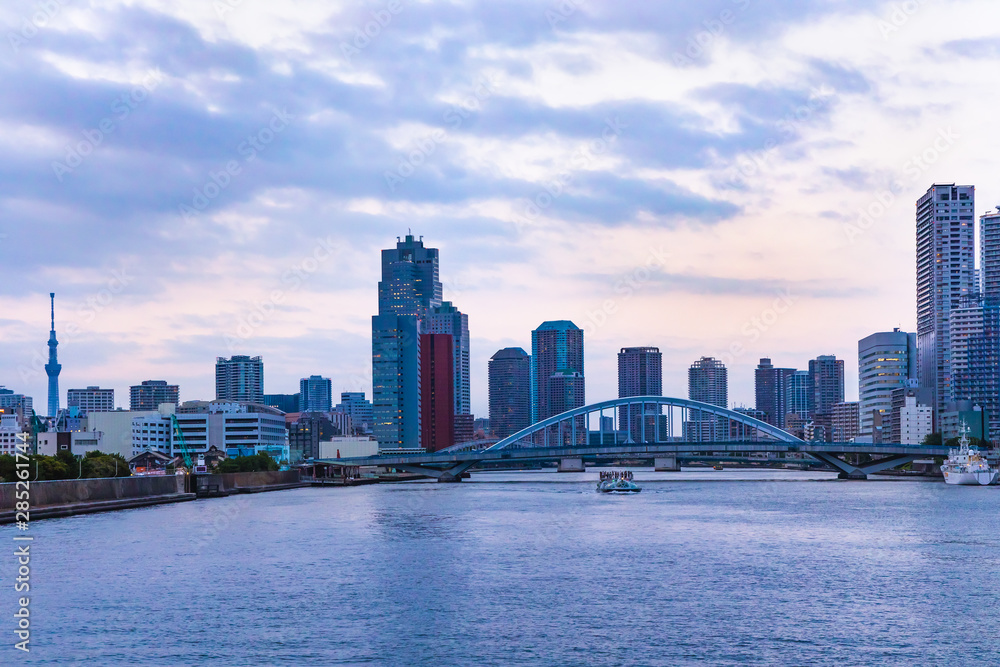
<box><xmin>323</xmin><ymin>442</ymin><xmax>950</xmax><ymax>468</ymax></box>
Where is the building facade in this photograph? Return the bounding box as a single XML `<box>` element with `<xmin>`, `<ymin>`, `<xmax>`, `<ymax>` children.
<box><xmin>686</xmin><ymin>356</ymin><xmax>727</xmax><ymax>441</ymax></box>
<box><xmin>372</xmin><ymin>235</ymin><xmax>442</xmax><ymax>449</ymax></box>
<box><xmin>133</xmin><ymin>401</ymin><xmax>285</xmax><ymax>459</ymax></box>
<box><xmin>215</xmin><ymin>355</ymin><xmax>264</xmax><ymax>404</ymax></box>
<box><xmin>0</xmin><ymin>389</ymin><xmax>33</xmax><ymax>430</ymax></box>
<box><xmin>424</xmin><ymin>301</ymin><xmax>471</xmax><ymax>418</ymax></box>
<box><xmin>754</xmin><ymin>358</ymin><xmax>794</xmax><ymax>428</ymax></box>
<box><xmin>531</xmin><ymin>321</ymin><xmax>585</xmax><ymax>423</ymax></box>
<box><xmin>831</xmin><ymin>401</ymin><xmax>861</xmax><ymax>442</ymax></box>
<box><xmin>130</xmin><ymin>380</ymin><xmax>179</xmax><ymax>411</ymax></box>
<box><xmin>420</xmin><ymin>333</ymin><xmax>455</xmax><ymax>452</ymax></box>
<box><xmin>488</xmin><ymin>347</ymin><xmax>531</xmax><ymax>440</ymax></box>
<box><xmin>264</xmin><ymin>393</ymin><xmax>300</xmax><ymax>414</ymax></box>
<box><xmin>335</xmin><ymin>392</ymin><xmax>374</xmax><ymax>435</ymax></box>
<box><xmin>858</xmin><ymin>330</ymin><xmax>916</xmax><ymax>438</ymax></box>
<box><xmin>299</xmin><ymin>375</ymin><xmax>333</xmax><ymax>413</ymax></box>
<box><xmin>916</xmin><ymin>183</ymin><xmax>976</xmax><ymax>415</ymax></box>
<box><xmin>618</xmin><ymin>347</ymin><xmax>663</xmax><ymax>441</ymax></box>
<box><xmin>67</xmin><ymin>386</ymin><xmax>115</xmax><ymax>413</ymax></box>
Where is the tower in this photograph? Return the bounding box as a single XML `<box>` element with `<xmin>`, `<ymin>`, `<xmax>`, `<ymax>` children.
<box><xmin>618</xmin><ymin>347</ymin><xmax>663</xmax><ymax>441</ymax></box>
<box><xmin>916</xmin><ymin>183</ymin><xmax>975</xmax><ymax>415</ymax></box>
<box><xmin>45</xmin><ymin>292</ymin><xmax>61</xmax><ymax>417</ymax></box>
<box><xmin>530</xmin><ymin>321</ymin><xmax>584</xmax><ymax>423</ymax></box>
<box><xmin>215</xmin><ymin>356</ymin><xmax>264</xmax><ymax>403</ymax></box>
<box><xmin>754</xmin><ymin>358</ymin><xmax>794</xmax><ymax>428</ymax></box>
<box><xmin>488</xmin><ymin>348</ymin><xmax>531</xmax><ymax>439</ymax></box>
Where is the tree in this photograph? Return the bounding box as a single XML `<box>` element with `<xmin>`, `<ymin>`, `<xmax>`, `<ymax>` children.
<box><xmin>922</xmin><ymin>432</ymin><xmax>942</xmax><ymax>447</ymax></box>
<box><xmin>215</xmin><ymin>453</ymin><xmax>278</xmax><ymax>474</ymax></box>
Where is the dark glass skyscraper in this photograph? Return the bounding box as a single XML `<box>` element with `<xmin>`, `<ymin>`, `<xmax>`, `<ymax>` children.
<box><xmin>488</xmin><ymin>347</ymin><xmax>531</xmax><ymax>439</ymax></box>
<box><xmin>372</xmin><ymin>235</ymin><xmax>442</xmax><ymax>449</ymax></box>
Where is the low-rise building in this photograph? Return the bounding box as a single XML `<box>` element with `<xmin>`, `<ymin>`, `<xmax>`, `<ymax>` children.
<box><xmin>318</xmin><ymin>436</ymin><xmax>379</xmax><ymax>459</ymax></box>
<box><xmin>37</xmin><ymin>431</ymin><xmax>104</xmax><ymax>456</ymax></box>
<box><xmin>132</xmin><ymin>401</ymin><xmax>286</xmax><ymax>460</ymax></box>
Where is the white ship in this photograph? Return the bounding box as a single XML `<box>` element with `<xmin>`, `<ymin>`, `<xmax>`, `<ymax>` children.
<box><xmin>941</xmin><ymin>427</ymin><xmax>998</xmax><ymax>486</ymax></box>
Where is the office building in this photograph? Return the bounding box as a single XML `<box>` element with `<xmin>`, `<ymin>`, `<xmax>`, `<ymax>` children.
<box><xmin>916</xmin><ymin>183</ymin><xmax>976</xmax><ymax>414</ymax></box>
<box><xmin>134</xmin><ymin>400</ymin><xmax>286</xmax><ymax>459</ymax></box>
<box><xmin>424</xmin><ymin>301</ymin><xmax>471</xmax><ymax>419</ymax></box>
<box><xmin>857</xmin><ymin>330</ymin><xmax>916</xmax><ymax>437</ymax></box>
<box><xmin>288</xmin><ymin>412</ymin><xmax>340</xmax><ymax>462</ymax></box>
<box><xmin>299</xmin><ymin>375</ymin><xmax>333</xmax><ymax>413</ymax></box>
<box><xmin>618</xmin><ymin>347</ymin><xmax>663</xmax><ymax>441</ymax></box>
<box><xmin>67</xmin><ymin>386</ymin><xmax>115</xmax><ymax>413</ymax></box>
<box><xmin>335</xmin><ymin>392</ymin><xmax>374</xmax><ymax>434</ymax></box>
<box><xmin>45</xmin><ymin>292</ymin><xmax>61</xmax><ymax>417</ymax></box>
<box><xmin>754</xmin><ymin>358</ymin><xmax>794</xmax><ymax>428</ymax></box>
<box><xmin>686</xmin><ymin>356</ymin><xmax>727</xmax><ymax>441</ymax></box>
<box><xmin>130</xmin><ymin>380</ymin><xmax>180</xmax><ymax>411</ymax></box>
<box><xmin>264</xmin><ymin>393</ymin><xmax>300</xmax><ymax>414</ymax></box>
<box><xmin>372</xmin><ymin>234</ymin><xmax>442</xmax><ymax>449</ymax></box>
<box><xmin>531</xmin><ymin>321</ymin><xmax>585</xmax><ymax>423</ymax></box>
<box><xmin>786</xmin><ymin>370</ymin><xmax>813</xmax><ymax>421</ymax></box>
<box><xmin>215</xmin><ymin>355</ymin><xmax>264</xmax><ymax>403</ymax></box>
<box><xmin>488</xmin><ymin>347</ymin><xmax>531</xmax><ymax>440</ymax></box>
<box><xmin>420</xmin><ymin>333</ymin><xmax>454</xmax><ymax>452</ymax></box>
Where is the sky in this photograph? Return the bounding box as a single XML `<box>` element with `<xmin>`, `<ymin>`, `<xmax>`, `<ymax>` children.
<box><xmin>2</xmin><ymin>0</ymin><xmax>1000</xmax><ymax>416</ymax></box>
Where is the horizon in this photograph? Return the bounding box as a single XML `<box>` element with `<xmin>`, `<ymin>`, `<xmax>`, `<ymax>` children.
<box><xmin>3</xmin><ymin>1</ymin><xmax>1000</xmax><ymax>415</ymax></box>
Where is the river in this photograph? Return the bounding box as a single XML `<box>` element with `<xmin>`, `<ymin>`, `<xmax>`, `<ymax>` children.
<box><xmin>5</xmin><ymin>469</ymin><xmax>1000</xmax><ymax>665</ymax></box>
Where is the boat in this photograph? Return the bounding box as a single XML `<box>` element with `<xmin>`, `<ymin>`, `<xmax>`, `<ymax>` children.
<box><xmin>713</xmin><ymin>464</ymin><xmax>724</xmax><ymax>471</ymax></box>
<box><xmin>597</xmin><ymin>471</ymin><xmax>641</xmax><ymax>493</ymax></box>
<box><xmin>941</xmin><ymin>426</ymin><xmax>998</xmax><ymax>486</ymax></box>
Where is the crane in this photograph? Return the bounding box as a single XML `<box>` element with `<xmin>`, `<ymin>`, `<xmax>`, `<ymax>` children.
<box><xmin>170</xmin><ymin>413</ymin><xmax>193</xmax><ymax>471</ymax></box>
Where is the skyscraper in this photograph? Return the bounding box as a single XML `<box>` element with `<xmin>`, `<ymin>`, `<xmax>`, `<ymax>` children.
<box><xmin>618</xmin><ymin>347</ymin><xmax>663</xmax><ymax>441</ymax></box>
<box><xmin>530</xmin><ymin>321</ymin><xmax>584</xmax><ymax>423</ymax></box>
<box><xmin>419</xmin><ymin>333</ymin><xmax>454</xmax><ymax>452</ymax></box>
<box><xmin>488</xmin><ymin>347</ymin><xmax>531</xmax><ymax>440</ymax></box>
<box><xmin>809</xmin><ymin>355</ymin><xmax>845</xmax><ymax>417</ymax></box>
<box><xmin>130</xmin><ymin>380</ymin><xmax>180</xmax><ymax>411</ymax></box>
<box><xmin>857</xmin><ymin>330</ymin><xmax>916</xmax><ymax>437</ymax></box>
<box><xmin>786</xmin><ymin>370</ymin><xmax>813</xmax><ymax>421</ymax></box>
<box><xmin>424</xmin><ymin>300</ymin><xmax>471</xmax><ymax>431</ymax></box>
<box><xmin>299</xmin><ymin>375</ymin><xmax>332</xmax><ymax>412</ymax></box>
<box><xmin>754</xmin><ymin>358</ymin><xmax>794</xmax><ymax>428</ymax></box>
<box><xmin>45</xmin><ymin>293</ymin><xmax>61</xmax><ymax>417</ymax></box>
<box><xmin>916</xmin><ymin>183</ymin><xmax>975</xmax><ymax>414</ymax></box>
<box><xmin>215</xmin><ymin>355</ymin><xmax>264</xmax><ymax>403</ymax></box>
<box><xmin>372</xmin><ymin>234</ymin><xmax>442</xmax><ymax>449</ymax></box>
<box><xmin>980</xmin><ymin>206</ymin><xmax>1000</xmax><ymax>300</ymax></box>
<box><xmin>686</xmin><ymin>356</ymin><xmax>727</xmax><ymax>441</ymax></box>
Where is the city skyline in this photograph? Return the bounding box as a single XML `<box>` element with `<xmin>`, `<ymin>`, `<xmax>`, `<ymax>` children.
<box><xmin>5</xmin><ymin>2</ymin><xmax>1000</xmax><ymax>416</ymax></box>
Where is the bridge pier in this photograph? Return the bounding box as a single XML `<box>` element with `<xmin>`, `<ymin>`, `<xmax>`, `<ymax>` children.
<box><xmin>654</xmin><ymin>456</ymin><xmax>680</xmax><ymax>472</ymax></box>
<box><xmin>557</xmin><ymin>457</ymin><xmax>585</xmax><ymax>473</ymax></box>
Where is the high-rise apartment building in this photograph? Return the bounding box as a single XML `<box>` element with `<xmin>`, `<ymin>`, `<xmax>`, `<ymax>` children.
<box><xmin>299</xmin><ymin>375</ymin><xmax>333</xmax><ymax>413</ymax></box>
<box><xmin>980</xmin><ymin>206</ymin><xmax>1000</xmax><ymax>300</ymax></box>
<box><xmin>67</xmin><ymin>386</ymin><xmax>115</xmax><ymax>413</ymax></box>
<box><xmin>618</xmin><ymin>347</ymin><xmax>663</xmax><ymax>441</ymax></box>
<box><xmin>130</xmin><ymin>380</ymin><xmax>179</xmax><ymax>411</ymax></box>
<box><xmin>372</xmin><ymin>234</ymin><xmax>442</xmax><ymax>449</ymax></box>
<box><xmin>916</xmin><ymin>183</ymin><xmax>976</xmax><ymax>414</ymax></box>
<box><xmin>754</xmin><ymin>358</ymin><xmax>794</xmax><ymax>428</ymax></box>
<box><xmin>889</xmin><ymin>382</ymin><xmax>934</xmax><ymax>445</ymax></box>
<box><xmin>420</xmin><ymin>333</ymin><xmax>454</xmax><ymax>452</ymax></box>
<box><xmin>530</xmin><ymin>321</ymin><xmax>585</xmax><ymax>423</ymax></box>
<box><xmin>809</xmin><ymin>355</ymin><xmax>844</xmax><ymax>417</ymax></box>
<box><xmin>488</xmin><ymin>348</ymin><xmax>531</xmax><ymax>440</ymax></box>
<box><xmin>215</xmin><ymin>355</ymin><xmax>263</xmax><ymax>404</ymax></box>
<box><xmin>831</xmin><ymin>401</ymin><xmax>860</xmax><ymax>442</ymax></box>
<box><xmin>686</xmin><ymin>356</ymin><xmax>727</xmax><ymax>441</ymax></box>
<box><xmin>857</xmin><ymin>330</ymin><xmax>916</xmax><ymax>437</ymax></box>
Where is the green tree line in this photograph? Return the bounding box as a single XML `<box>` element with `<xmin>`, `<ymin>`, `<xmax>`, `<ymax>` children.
<box><xmin>0</xmin><ymin>450</ymin><xmax>131</xmax><ymax>483</ymax></box>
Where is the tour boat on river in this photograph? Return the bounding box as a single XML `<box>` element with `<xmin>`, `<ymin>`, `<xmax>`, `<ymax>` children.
<box><xmin>597</xmin><ymin>470</ymin><xmax>641</xmax><ymax>493</ymax></box>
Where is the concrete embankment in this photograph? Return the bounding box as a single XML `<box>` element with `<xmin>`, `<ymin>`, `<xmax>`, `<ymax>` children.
<box><xmin>0</xmin><ymin>470</ymin><xmax>309</xmax><ymax>523</ymax></box>
<box><xmin>0</xmin><ymin>475</ymin><xmax>195</xmax><ymax>524</ymax></box>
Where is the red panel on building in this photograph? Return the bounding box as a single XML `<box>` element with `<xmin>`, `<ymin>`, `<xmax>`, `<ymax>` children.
<box><xmin>420</xmin><ymin>333</ymin><xmax>454</xmax><ymax>452</ymax></box>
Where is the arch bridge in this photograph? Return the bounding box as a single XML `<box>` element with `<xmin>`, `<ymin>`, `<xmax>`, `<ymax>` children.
<box><xmin>324</xmin><ymin>396</ymin><xmax>949</xmax><ymax>481</ymax></box>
